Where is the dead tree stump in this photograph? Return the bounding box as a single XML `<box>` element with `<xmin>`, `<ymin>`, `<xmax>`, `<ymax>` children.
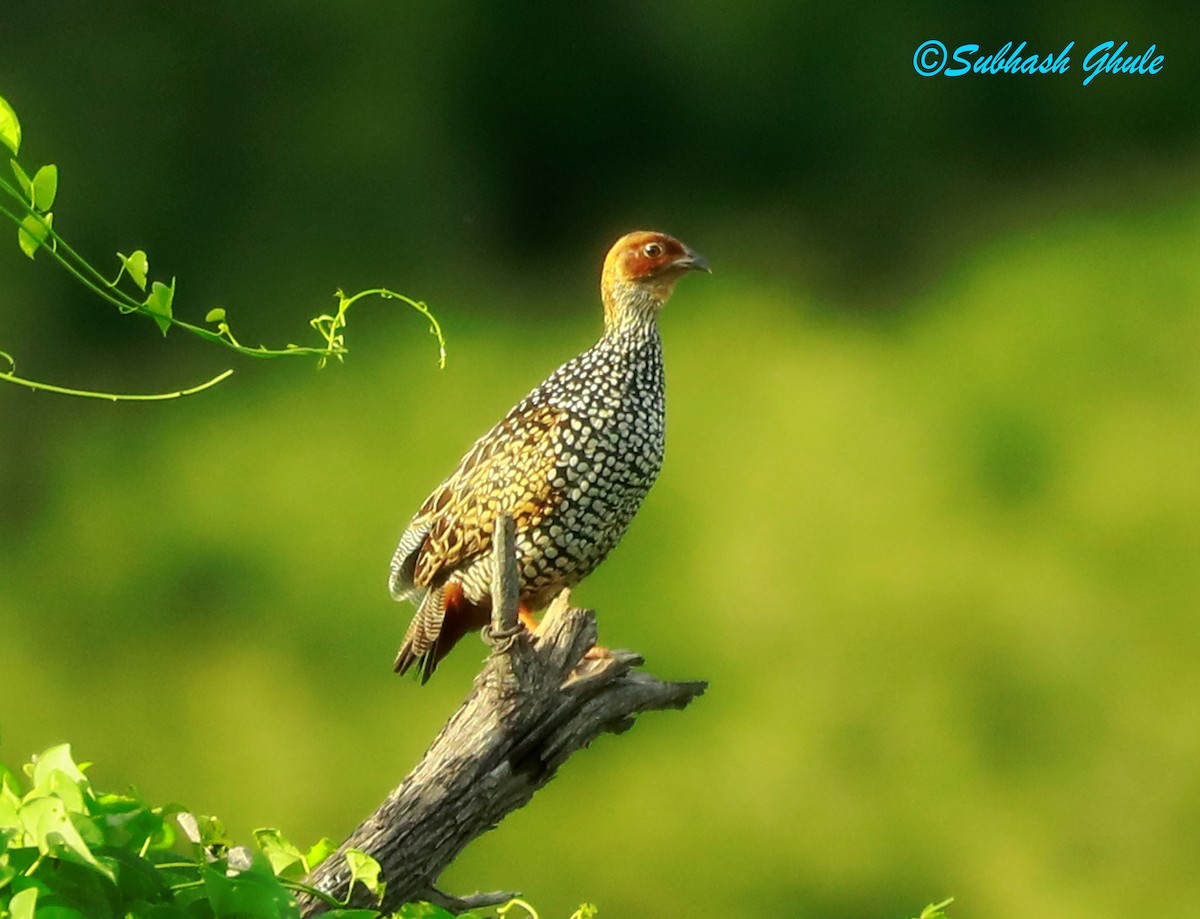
<box><xmin>297</xmin><ymin>516</ymin><xmax>707</xmax><ymax>916</ymax></box>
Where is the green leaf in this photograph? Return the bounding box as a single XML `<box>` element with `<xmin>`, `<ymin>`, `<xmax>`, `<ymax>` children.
<box><xmin>17</xmin><ymin>211</ymin><xmax>52</xmax><ymax>259</ymax></box>
<box><xmin>0</xmin><ymin>768</ymin><xmax>21</xmax><ymax>827</ymax></box>
<box><xmin>21</xmin><ymin>857</ymin><xmax>113</xmax><ymax>919</ymax></box>
<box><xmin>10</xmin><ymin>159</ymin><xmax>32</xmax><ymax>198</ymax></box>
<box><xmin>29</xmin><ymin>906</ymin><xmax>90</xmax><ymax>919</ymax></box>
<box><xmin>178</xmin><ymin>812</ymin><xmax>229</xmax><ymax>850</ymax></box>
<box><xmin>0</xmin><ymin>96</ymin><xmax>21</xmax><ymax>156</ymax></box>
<box><xmin>0</xmin><ymin>860</ymin><xmax>15</xmax><ymax>894</ymax></box>
<box><xmin>304</xmin><ymin>836</ymin><xmax>338</xmax><ymax>871</ymax></box>
<box><xmin>41</xmin><ymin>770</ymin><xmax>87</xmax><ymax>819</ymax></box>
<box><xmin>117</xmin><ymin>250</ymin><xmax>149</xmax><ymax>291</ymax></box>
<box><xmin>205</xmin><ymin>307</ymin><xmax>226</xmax><ymax>324</ymax></box>
<box><xmin>343</xmin><ymin>848</ymin><xmax>385</xmax><ymax>903</ymax></box>
<box><xmin>200</xmin><ymin>862</ymin><xmax>293</xmax><ymax>919</ymax></box>
<box><xmin>94</xmin><ymin>792</ymin><xmax>177</xmax><ymax>853</ymax></box>
<box><xmin>18</xmin><ymin>796</ymin><xmax>114</xmax><ymax>881</ymax></box>
<box><xmin>31</xmin><ymin>164</ymin><xmax>58</xmax><ymax>211</ymax></box>
<box><xmin>252</xmin><ymin>828</ymin><xmax>306</xmax><ymax>878</ymax></box>
<box><xmin>915</xmin><ymin>898</ymin><xmax>955</xmax><ymax>919</ymax></box>
<box><xmin>8</xmin><ymin>885</ymin><xmax>37</xmax><ymax>919</ymax></box>
<box><xmin>130</xmin><ymin>906</ymin><xmax>199</xmax><ymax>919</ymax></box>
<box><xmin>142</xmin><ymin>278</ymin><xmax>176</xmax><ymax>336</ymax></box>
<box><xmin>30</xmin><ymin>745</ymin><xmax>89</xmax><ymax>797</ymax></box>
<box><xmin>105</xmin><ymin>847</ymin><xmax>173</xmax><ymax>906</ymax></box>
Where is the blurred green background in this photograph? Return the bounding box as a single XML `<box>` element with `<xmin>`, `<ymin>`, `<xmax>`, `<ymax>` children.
<box><xmin>2</xmin><ymin>3</ymin><xmax>1199</xmax><ymax>917</ymax></box>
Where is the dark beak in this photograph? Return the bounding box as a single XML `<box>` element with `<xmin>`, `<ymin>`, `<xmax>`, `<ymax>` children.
<box><xmin>673</xmin><ymin>247</ymin><xmax>711</xmax><ymax>274</ymax></box>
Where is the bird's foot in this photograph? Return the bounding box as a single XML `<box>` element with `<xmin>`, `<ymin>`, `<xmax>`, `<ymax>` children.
<box><xmin>583</xmin><ymin>644</ymin><xmax>613</xmax><ymax>661</ymax></box>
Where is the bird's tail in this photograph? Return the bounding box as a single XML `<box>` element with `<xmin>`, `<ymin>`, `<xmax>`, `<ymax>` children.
<box><xmin>394</xmin><ymin>581</ymin><xmax>489</xmax><ymax>683</ymax></box>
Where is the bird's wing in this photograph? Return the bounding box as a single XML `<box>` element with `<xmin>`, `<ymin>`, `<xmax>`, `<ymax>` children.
<box><xmin>404</xmin><ymin>402</ymin><xmax>569</xmax><ymax>590</ymax></box>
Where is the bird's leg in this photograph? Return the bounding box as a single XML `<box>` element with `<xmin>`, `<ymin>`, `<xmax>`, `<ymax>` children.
<box><xmin>518</xmin><ymin>602</ymin><xmax>541</xmax><ymax>634</ymax></box>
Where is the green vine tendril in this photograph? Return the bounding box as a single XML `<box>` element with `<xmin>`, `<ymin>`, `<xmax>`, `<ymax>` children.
<box><xmin>0</xmin><ymin>93</ymin><xmax>445</xmax><ymax>402</ymax></box>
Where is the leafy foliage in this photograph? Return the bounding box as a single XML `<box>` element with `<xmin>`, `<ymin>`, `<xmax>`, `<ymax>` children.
<box><xmin>0</xmin><ymin>746</ymin><xmax>951</xmax><ymax>919</ymax></box>
<box><xmin>0</xmin><ymin>745</ymin><xmax>594</xmax><ymax>919</ymax></box>
<box><xmin>0</xmin><ymin>92</ymin><xmax>446</xmax><ymax>401</ymax></box>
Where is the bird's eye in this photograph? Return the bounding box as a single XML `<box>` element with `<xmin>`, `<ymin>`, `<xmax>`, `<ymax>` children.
<box><xmin>642</xmin><ymin>242</ymin><xmax>663</xmax><ymax>259</ymax></box>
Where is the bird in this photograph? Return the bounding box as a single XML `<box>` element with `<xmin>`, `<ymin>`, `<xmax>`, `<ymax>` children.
<box><xmin>389</xmin><ymin>230</ymin><xmax>709</xmax><ymax>682</ymax></box>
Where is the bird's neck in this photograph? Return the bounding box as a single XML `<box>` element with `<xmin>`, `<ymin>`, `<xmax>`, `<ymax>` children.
<box><xmin>602</xmin><ymin>279</ymin><xmax>665</xmax><ymax>337</ymax></box>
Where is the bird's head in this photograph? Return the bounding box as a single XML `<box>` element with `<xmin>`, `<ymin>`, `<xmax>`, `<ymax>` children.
<box><xmin>601</xmin><ymin>231</ymin><xmax>710</xmax><ymax>333</ymax></box>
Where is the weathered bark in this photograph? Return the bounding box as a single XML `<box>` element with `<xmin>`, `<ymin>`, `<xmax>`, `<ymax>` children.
<box><xmin>297</xmin><ymin>516</ymin><xmax>707</xmax><ymax>916</ymax></box>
